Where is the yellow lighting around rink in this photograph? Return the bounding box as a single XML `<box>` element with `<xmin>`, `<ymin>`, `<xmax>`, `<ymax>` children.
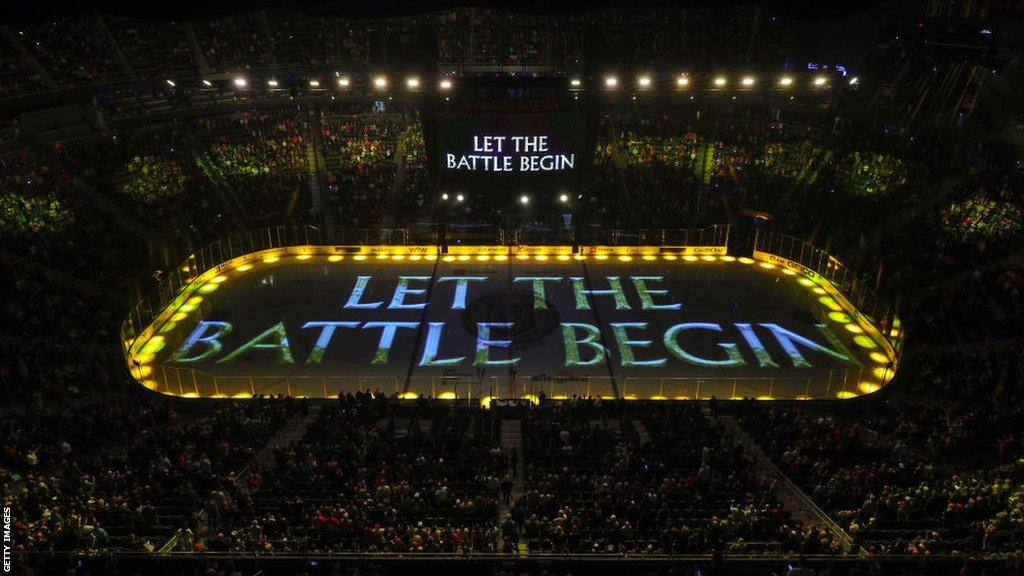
<box><xmin>759</xmin><ymin>262</ymin><xmax>776</xmax><ymax>269</ymax></box>
<box><xmin>663</xmin><ymin>255</ymin><xmax>677</xmax><ymax>260</ymax></box>
<box><xmin>595</xmin><ymin>254</ymin><xmax>609</xmax><ymax>261</ymax></box>
<box><xmin>557</xmin><ymin>254</ymin><xmax>571</xmax><ymax>261</ymax></box>
<box><xmin>623</xmin><ymin>394</ymin><xmax>638</xmax><ymax>400</ymax></box>
<box><xmin>457</xmin><ymin>255</ymin><xmax>471</xmax><ymax>261</ymax></box>
<box><xmin>142</xmin><ymin>380</ymin><xmax>159</xmax><ymax>390</ymax></box>
<box><xmin>135</xmin><ymin>365</ymin><xmax>153</xmax><ymax>378</ymax></box>
<box><xmin>794</xmin><ymin>395</ymin><xmax>812</xmax><ymax>400</ymax></box>
<box><xmin>684</xmin><ymin>255</ymin><xmax>699</xmax><ymax>262</ymax></box>
<box><xmin>476</xmin><ymin>255</ymin><xmax>491</xmax><ymax>261</ymax></box>
<box><xmin>296</xmin><ymin>254</ymin><xmax>312</xmax><ymax>260</ymax></box>
<box><xmin>651</xmin><ymin>395</ymin><xmax>667</xmax><ymax>400</ymax></box>
<box><xmin>353</xmin><ymin>254</ymin><xmax>368</xmax><ymax>261</ymax></box>
<box><xmin>642</xmin><ymin>255</ymin><xmax>657</xmax><ymax>261</ymax></box>
<box><xmin>818</xmin><ymin>296</ymin><xmax>842</xmax><ymax>311</ymax></box>
<box><xmin>178</xmin><ymin>303</ymin><xmax>197</xmax><ymax>313</ymax></box>
<box><xmin>756</xmin><ymin>395</ymin><xmax>774</xmax><ymax>400</ymax></box>
<box><xmin>858</xmin><ymin>382</ymin><xmax>881</xmax><ymax>395</ymax></box>
<box><xmin>701</xmin><ymin>255</ymin><xmax>717</xmax><ymax>262</ymax></box>
<box><xmin>522</xmin><ymin>394</ymin><xmax>540</xmax><ymax>404</ymax></box>
<box><xmin>535</xmin><ymin>255</ymin><xmax>549</xmax><ymax>261</ymax></box>
<box><xmin>409</xmin><ymin>255</ymin><xmax>422</xmax><ymax>261</ymax></box>
<box><xmin>198</xmin><ymin>284</ymin><xmax>219</xmax><ymax>294</ymax></box>
<box><xmin>187</xmin><ymin>296</ymin><xmax>203</xmax><ymax>305</ymax></box>
<box><xmin>813</xmin><ymin>287</ymin><xmax>826</xmax><ymax>295</ymax></box>
<box><xmin>236</xmin><ymin>263</ymin><xmax>253</xmax><ymax>271</ymax></box>
<box><xmin>425</xmin><ymin>254</ymin><xmax>438</xmax><ymax>261</ymax></box>
<box><xmin>573</xmin><ymin>254</ymin><xmax>586</xmax><ymax>260</ymax></box>
<box><xmin>480</xmin><ymin>396</ymin><xmax>493</xmax><ymax>409</ymax></box>
<box><xmin>836</xmin><ymin>391</ymin><xmax>858</xmax><ymax>399</ymax></box>
<box><xmin>721</xmin><ymin>255</ymin><xmax>736</xmax><ymax>262</ymax></box>
<box><xmin>853</xmin><ymin>335</ymin><xmax>877</xmax><ymax>348</ymax></box>
<box><xmin>798</xmin><ymin>278</ymin><xmax>816</xmax><ymax>287</ymax></box>
<box><xmin>377</xmin><ymin>254</ymin><xmax>390</xmax><ymax>260</ymax></box>
<box><xmin>618</xmin><ymin>255</ymin><xmax>632</xmax><ymax>262</ymax></box>
<box><xmin>232</xmin><ymin>392</ymin><xmax>253</xmax><ymax>399</ymax></box>
<box><xmin>782</xmin><ymin>268</ymin><xmax>797</xmax><ymax>276</ymax></box>
<box><xmin>872</xmin><ymin>366</ymin><xmax>892</xmax><ymax>379</ymax></box>
<box><xmin>828</xmin><ymin>312</ymin><xmax>851</xmax><ymax>323</ymax></box>
<box><xmin>212</xmin><ymin>275</ymin><xmax>228</xmax><ymax>283</ymax></box>
<box><xmin>391</xmin><ymin>254</ymin><xmax>406</xmax><ymax>261</ymax></box>
<box><xmin>443</xmin><ymin>255</ymin><xmax>456</xmax><ymax>262</ymax></box>
<box><xmin>328</xmin><ymin>255</ymin><xmax>344</xmax><ymax>262</ymax></box>
<box><xmin>398</xmin><ymin>391</ymin><xmax>419</xmax><ymax>400</ymax></box>
<box><xmin>159</xmin><ymin>322</ymin><xmax>177</xmax><ymax>333</ymax></box>
<box><xmin>674</xmin><ymin>395</ymin><xmax>690</xmax><ymax>400</ymax></box>
<box><xmin>438</xmin><ymin>391</ymin><xmax>457</xmax><ymax>400</ymax></box>
<box><xmin>869</xmin><ymin>352</ymin><xmax>890</xmax><ymax>364</ymax></box>
<box><xmin>496</xmin><ymin>254</ymin><xmax>509</xmax><ymax>261</ymax></box>
<box><xmin>263</xmin><ymin>256</ymin><xmax>279</xmax><ymax>263</ymax></box>
<box><xmin>181</xmin><ymin>392</ymin><xmax>199</xmax><ymax>398</ymax></box>
<box><xmin>844</xmin><ymin>324</ymin><xmax>864</xmax><ymax>334</ymax></box>
<box><xmin>738</xmin><ymin>257</ymin><xmax>755</xmax><ymax>264</ymax></box>
<box><xmin>171</xmin><ymin>312</ymin><xmax>188</xmax><ymax>321</ymax></box>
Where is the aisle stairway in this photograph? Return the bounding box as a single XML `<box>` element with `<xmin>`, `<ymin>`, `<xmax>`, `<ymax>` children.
<box><xmin>158</xmin><ymin>403</ymin><xmax>322</xmax><ymax>554</ymax></box>
<box><xmin>498</xmin><ymin>418</ymin><xmax>524</xmax><ymax>553</ymax></box>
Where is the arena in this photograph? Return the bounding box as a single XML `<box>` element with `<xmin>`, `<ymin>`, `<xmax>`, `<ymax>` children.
<box><xmin>3</xmin><ymin>1</ymin><xmax>1024</xmax><ymax>576</ymax></box>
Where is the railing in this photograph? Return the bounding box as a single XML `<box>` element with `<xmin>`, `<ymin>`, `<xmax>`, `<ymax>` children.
<box><xmin>577</xmin><ymin>224</ymin><xmax>730</xmax><ymax>247</ymax></box>
<box><xmin>753</xmin><ymin>230</ymin><xmax>903</xmax><ymax>357</ymax></box>
<box><xmin>141</xmin><ymin>366</ymin><xmax>868</xmax><ymax>402</ymax></box>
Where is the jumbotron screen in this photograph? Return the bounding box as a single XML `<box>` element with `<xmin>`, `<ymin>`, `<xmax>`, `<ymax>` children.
<box><xmin>431</xmin><ymin>110</ymin><xmax>586</xmax><ymax>200</ymax></box>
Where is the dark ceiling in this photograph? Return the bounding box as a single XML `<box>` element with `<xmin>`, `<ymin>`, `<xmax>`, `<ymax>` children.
<box><xmin>2</xmin><ymin>0</ymin><xmax>903</xmax><ymax>25</ymax></box>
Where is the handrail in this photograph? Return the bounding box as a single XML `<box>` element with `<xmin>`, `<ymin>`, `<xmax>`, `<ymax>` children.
<box><xmin>713</xmin><ymin>412</ymin><xmax>866</xmax><ymax>557</ymax></box>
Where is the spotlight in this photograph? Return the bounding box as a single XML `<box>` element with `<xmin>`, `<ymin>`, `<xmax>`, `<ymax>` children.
<box><xmin>559</xmin><ymin>193</ymin><xmax>569</xmax><ymax>203</ymax></box>
<box><xmin>741</xmin><ymin>76</ymin><xmax>755</xmax><ymax>87</ymax></box>
<box><xmin>676</xmin><ymin>76</ymin><xmax>689</xmax><ymax>87</ymax></box>
<box><xmin>605</xmin><ymin>76</ymin><xmax>618</xmax><ymax>88</ymax></box>
<box><xmin>779</xmin><ymin>76</ymin><xmax>793</xmax><ymax>86</ymax></box>
<box><xmin>406</xmin><ymin>77</ymin><xmax>420</xmax><ymax>89</ymax></box>
<box><xmin>268</xmin><ymin>79</ymin><xmax>279</xmax><ymax>87</ymax></box>
<box><xmin>849</xmin><ymin>76</ymin><xmax>859</xmax><ymax>85</ymax></box>
<box><xmin>337</xmin><ymin>77</ymin><xmax>350</xmax><ymax>87</ymax></box>
<box><xmin>439</xmin><ymin>79</ymin><xmax>452</xmax><ymax>90</ymax></box>
<box><xmin>813</xmin><ymin>76</ymin><xmax>828</xmax><ymax>86</ymax></box>
<box><xmin>456</xmin><ymin>194</ymin><xmax>464</xmax><ymax>202</ymax></box>
<box><xmin>308</xmin><ymin>79</ymin><xmax>319</xmax><ymax>87</ymax></box>
<box><xmin>441</xmin><ymin>193</ymin><xmax>449</xmax><ymax>201</ymax></box>
<box><xmin>373</xmin><ymin>76</ymin><xmax>387</xmax><ymax>89</ymax></box>
<box><xmin>713</xmin><ymin>76</ymin><xmax>727</xmax><ymax>87</ymax></box>
<box><xmin>233</xmin><ymin>77</ymin><xmax>247</xmax><ymax>88</ymax></box>
<box><xmin>202</xmin><ymin>79</ymin><xmax>212</xmax><ymax>87</ymax></box>
<box><xmin>520</xmin><ymin>195</ymin><xmax>530</xmax><ymax>205</ymax></box>
<box><xmin>638</xmin><ymin>76</ymin><xmax>651</xmax><ymax>87</ymax></box>
<box><xmin>570</xmin><ymin>78</ymin><xmax>581</xmax><ymax>87</ymax></box>
<box><xmin>165</xmin><ymin>79</ymin><xmax>175</xmax><ymax>87</ymax></box>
